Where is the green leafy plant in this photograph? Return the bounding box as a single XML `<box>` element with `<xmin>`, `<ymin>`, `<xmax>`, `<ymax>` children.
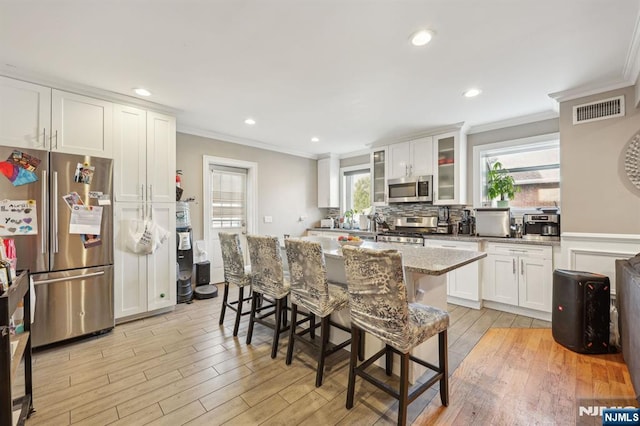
<box><xmin>487</xmin><ymin>161</ymin><xmax>519</xmax><ymax>203</ymax></box>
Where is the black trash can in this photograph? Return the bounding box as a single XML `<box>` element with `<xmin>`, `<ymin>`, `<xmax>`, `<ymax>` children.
<box><xmin>552</xmin><ymin>269</ymin><xmax>610</xmax><ymax>354</ymax></box>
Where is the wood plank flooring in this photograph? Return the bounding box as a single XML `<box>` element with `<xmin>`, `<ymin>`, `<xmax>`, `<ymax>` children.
<box><xmin>15</xmin><ymin>285</ymin><xmax>628</xmax><ymax>425</ymax></box>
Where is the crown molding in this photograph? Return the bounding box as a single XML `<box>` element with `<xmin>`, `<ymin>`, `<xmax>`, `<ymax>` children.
<box><xmin>467</xmin><ymin>110</ymin><xmax>559</xmax><ymax>135</ymax></box>
<box><xmin>368</xmin><ymin>121</ymin><xmax>467</xmax><ymax>148</ymax></box>
<box><xmin>548</xmin><ymin>79</ymin><xmax>633</xmax><ymax>103</ymax></box>
<box><xmin>339</xmin><ymin>149</ymin><xmax>371</xmax><ymax>159</ymax></box>
<box><xmin>623</xmin><ymin>9</ymin><xmax>640</xmax><ymax>83</ymax></box>
<box><xmin>177</xmin><ymin>125</ymin><xmax>318</xmax><ymax>160</ymax></box>
<box><xmin>0</xmin><ymin>66</ymin><xmax>180</xmax><ymax>115</ymax></box>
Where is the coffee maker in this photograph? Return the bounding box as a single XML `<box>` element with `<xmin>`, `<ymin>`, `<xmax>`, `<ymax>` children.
<box><xmin>458</xmin><ymin>209</ymin><xmax>474</xmax><ymax>235</ymax></box>
<box><xmin>436</xmin><ymin>206</ymin><xmax>452</xmax><ymax>234</ymax></box>
<box><xmin>523</xmin><ymin>213</ymin><xmax>560</xmax><ymax>238</ymax></box>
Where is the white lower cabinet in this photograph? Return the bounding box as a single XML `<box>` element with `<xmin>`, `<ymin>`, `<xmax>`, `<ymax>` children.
<box><xmin>114</xmin><ymin>202</ymin><xmax>177</xmax><ymax>320</ymax></box>
<box><xmin>482</xmin><ymin>243</ymin><xmax>552</xmax><ymax>313</ymax></box>
<box><xmin>424</xmin><ymin>239</ymin><xmax>481</xmax><ymax>308</ymax></box>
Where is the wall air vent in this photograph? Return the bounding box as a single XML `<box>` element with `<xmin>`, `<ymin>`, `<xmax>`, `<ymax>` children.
<box><xmin>573</xmin><ymin>95</ymin><xmax>624</xmax><ymax>124</ymax></box>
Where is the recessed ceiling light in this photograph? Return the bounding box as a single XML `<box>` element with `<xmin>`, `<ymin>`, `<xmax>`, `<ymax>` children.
<box><xmin>244</xmin><ymin>118</ymin><xmax>256</xmax><ymax>125</ymax></box>
<box><xmin>311</xmin><ymin>137</ymin><xmax>319</xmax><ymax>142</ymax></box>
<box><xmin>134</xmin><ymin>88</ymin><xmax>151</xmax><ymax>97</ymax></box>
<box><xmin>410</xmin><ymin>29</ymin><xmax>434</xmax><ymax>47</ymax></box>
<box><xmin>463</xmin><ymin>88</ymin><xmax>482</xmax><ymax>98</ymax></box>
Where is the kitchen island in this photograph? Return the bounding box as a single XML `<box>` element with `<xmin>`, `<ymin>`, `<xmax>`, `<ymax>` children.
<box><xmin>290</xmin><ymin>236</ymin><xmax>486</xmax><ymax>382</ymax></box>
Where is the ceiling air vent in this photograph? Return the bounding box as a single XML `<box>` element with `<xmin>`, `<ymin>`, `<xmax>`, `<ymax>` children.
<box><xmin>573</xmin><ymin>95</ymin><xmax>624</xmax><ymax>124</ymax></box>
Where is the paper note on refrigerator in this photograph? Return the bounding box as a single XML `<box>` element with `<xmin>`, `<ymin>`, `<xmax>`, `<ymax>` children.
<box><xmin>0</xmin><ymin>199</ymin><xmax>38</xmax><ymax>236</ymax></box>
<box><xmin>69</xmin><ymin>205</ymin><xmax>103</xmax><ymax>234</ymax></box>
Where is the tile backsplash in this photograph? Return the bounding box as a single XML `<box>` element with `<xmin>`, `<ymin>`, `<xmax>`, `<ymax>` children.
<box><xmin>324</xmin><ymin>204</ymin><xmax>473</xmax><ymax>226</ymax></box>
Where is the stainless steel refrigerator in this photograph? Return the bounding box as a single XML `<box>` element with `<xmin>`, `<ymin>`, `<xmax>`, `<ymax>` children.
<box><xmin>0</xmin><ymin>145</ymin><xmax>113</xmax><ymax>347</ymax></box>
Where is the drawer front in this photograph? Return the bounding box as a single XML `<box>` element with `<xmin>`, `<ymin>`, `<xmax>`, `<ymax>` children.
<box><xmin>425</xmin><ymin>239</ymin><xmax>479</xmax><ymax>251</ymax></box>
<box><xmin>487</xmin><ymin>242</ymin><xmax>552</xmax><ymax>259</ymax></box>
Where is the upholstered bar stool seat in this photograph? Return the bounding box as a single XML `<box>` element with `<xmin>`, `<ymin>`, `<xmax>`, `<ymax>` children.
<box><xmin>342</xmin><ymin>245</ymin><xmax>450</xmax><ymax>426</ymax></box>
<box><xmin>284</xmin><ymin>239</ymin><xmax>353</xmax><ymax>387</ymax></box>
<box><xmin>218</xmin><ymin>232</ymin><xmax>253</xmax><ymax>337</ymax></box>
<box><xmin>246</xmin><ymin>234</ymin><xmax>295</xmax><ymax>359</ymax></box>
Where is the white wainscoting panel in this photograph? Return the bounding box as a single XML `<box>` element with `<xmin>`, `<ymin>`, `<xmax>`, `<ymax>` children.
<box><xmin>560</xmin><ymin>233</ymin><xmax>640</xmax><ymax>295</ymax></box>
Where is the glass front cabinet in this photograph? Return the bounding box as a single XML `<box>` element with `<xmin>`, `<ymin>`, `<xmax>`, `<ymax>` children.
<box><xmin>370</xmin><ymin>147</ymin><xmax>388</xmax><ymax>206</ymax></box>
<box><xmin>433</xmin><ymin>131</ymin><xmax>467</xmax><ymax>205</ymax></box>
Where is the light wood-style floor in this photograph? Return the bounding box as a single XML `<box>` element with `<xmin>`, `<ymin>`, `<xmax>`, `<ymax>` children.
<box><xmin>18</xmin><ymin>285</ymin><xmax>586</xmax><ymax>425</ymax></box>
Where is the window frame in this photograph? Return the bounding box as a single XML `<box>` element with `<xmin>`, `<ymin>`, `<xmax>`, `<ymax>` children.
<box><xmin>340</xmin><ymin>164</ymin><xmax>371</xmax><ymax>215</ymax></box>
<box><xmin>472</xmin><ymin>132</ymin><xmax>560</xmax><ymax>215</ymax></box>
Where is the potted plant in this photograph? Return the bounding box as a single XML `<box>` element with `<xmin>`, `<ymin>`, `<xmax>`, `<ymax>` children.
<box><xmin>487</xmin><ymin>161</ymin><xmax>519</xmax><ymax>207</ymax></box>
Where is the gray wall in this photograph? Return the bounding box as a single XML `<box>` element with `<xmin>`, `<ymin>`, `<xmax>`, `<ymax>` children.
<box><xmin>176</xmin><ymin>132</ymin><xmax>323</xmax><ymax>241</ymax></box>
<box><xmin>466</xmin><ymin>118</ymin><xmax>560</xmax><ymax>205</ymax></box>
<box><xmin>559</xmin><ymin>85</ymin><xmax>640</xmax><ymax>233</ymax></box>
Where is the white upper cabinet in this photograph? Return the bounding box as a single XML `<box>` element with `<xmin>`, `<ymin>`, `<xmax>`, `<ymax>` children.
<box><xmin>370</xmin><ymin>147</ymin><xmax>388</xmax><ymax>206</ymax></box>
<box><xmin>51</xmin><ymin>90</ymin><xmax>113</xmax><ymax>157</ymax></box>
<box><xmin>433</xmin><ymin>131</ymin><xmax>466</xmax><ymax>205</ymax></box>
<box><xmin>388</xmin><ymin>137</ymin><xmax>433</xmax><ymax>179</ymax></box>
<box><xmin>0</xmin><ymin>76</ymin><xmax>51</xmax><ymax>149</ymax></box>
<box><xmin>113</xmin><ymin>105</ymin><xmax>147</xmax><ymax>202</ymax></box>
<box><xmin>146</xmin><ymin>111</ymin><xmax>176</xmax><ymax>203</ymax></box>
<box><xmin>318</xmin><ymin>156</ymin><xmax>339</xmax><ymax>208</ymax></box>
<box><xmin>113</xmin><ymin>106</ymin><xmax>176</xmax><ymax>203</ymax></box>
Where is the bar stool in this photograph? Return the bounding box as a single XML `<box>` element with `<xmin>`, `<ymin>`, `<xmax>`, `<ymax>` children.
<box><xmin>218</xmin><ymin>232</ymin><xmax>252</xmax><ymax>336</ymax></box>
<box><xmin>342</xmin><ymin>245</ymin><xmax>450</xmax><ymax>426</ymax></box>
<box><xmin>245</xmin><ymin>234</ymin><xmax>291</xmax><ymax>359</ymax></box>
<box><xmin>284</xmin><ymin>239</ymin><xmax>352</xmax><ymax>387</ymax></box>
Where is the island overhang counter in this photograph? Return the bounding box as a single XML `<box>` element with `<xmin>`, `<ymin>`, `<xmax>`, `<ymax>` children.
<box><xmin>284</xmin><ymin>237</ymin><xmax>487</xmax><ymax>383</ymax></box>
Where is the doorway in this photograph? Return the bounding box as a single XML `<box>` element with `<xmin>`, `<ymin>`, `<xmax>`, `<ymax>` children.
<box><xmin>203</xmin><ymin>156</ymin><xmax>257</xmax><ymax>283</ymax></box>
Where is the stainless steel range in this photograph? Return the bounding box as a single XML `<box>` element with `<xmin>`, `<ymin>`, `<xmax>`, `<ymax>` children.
<box><xmin>376</xmin><ymin>216</ymin><xmax>438</xmax><ymax>246</ymax></box>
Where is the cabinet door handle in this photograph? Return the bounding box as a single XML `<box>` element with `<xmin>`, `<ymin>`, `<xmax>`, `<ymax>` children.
<box><xmin>54</xmin><ymin>130</ymin><xmax>58</xmax><ymax>149</ymax></box>
<box><xmin>521</xmin><ymin>259</ymin><xmax>524</xmax><ymax>275</ymax></box>
<box><xmin>149</xmin><ymin>185</ymin><xmax>153</xmax><ymax>201</ymax></box>
<box><xmin>512</xmin><ymin>258</ymin><xmax>516</xmax><ymax>274</ymax></box>
<box><xmin>141</xmin><ymin>184</ymin><xmax>145</xmax><ymax>201</ymax></box>
<box><xmin>43</xmin><ymin>127</ymin><xmax>46</xmax><ymax>149</ymax></box>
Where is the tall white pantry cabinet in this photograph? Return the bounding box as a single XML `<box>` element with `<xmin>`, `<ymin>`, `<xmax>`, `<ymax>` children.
<box><xmin>113</xmin><ymin>105</ymin><xmax>177</xmax><ymax>320</ymax></box>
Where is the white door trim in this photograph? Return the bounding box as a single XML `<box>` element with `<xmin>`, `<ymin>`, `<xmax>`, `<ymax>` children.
<box><xmin>202</xmin><ymin>155</ymin><xmax>258</xmax><ymax>259</ymax></box>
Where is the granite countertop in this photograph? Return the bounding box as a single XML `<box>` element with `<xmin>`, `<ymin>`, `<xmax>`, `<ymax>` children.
<box><xmin>421</xmin><ymin>234</ymin><xmax>561</xmax><ymax>246</ymax></box>
<box><xmin>297</xmin><ymin>237</ymin><xmax>486</xmax><ymax>276</ymax></box>
<box><xmin>309</xmin><ymin>228</ymin><xmax>560</xmax><ymax>246</ymax></box>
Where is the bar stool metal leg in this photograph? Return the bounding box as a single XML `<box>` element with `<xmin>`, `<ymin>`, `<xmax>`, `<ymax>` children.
<box><xmin>218</xmin><ymin>282</ymin><xmax>229</xmax><ymax>325</ymax></box>
<box><xmin>285</xmin><ymin>303</ymin><xmax>298</xmax><ymax>365</ymax></box>
<box><xmin>439</xmin><ymin>330</ymin><xmax>449</xmax><ymax>406</ymax></box>
<box><xmin>316</xmin><ymin>315</ymin><xmax>331</xmax><ymax>387</ymax></box>
<box><xmin>246</xmin><ymin>292</ymin><xmax>258</xmax><ymax>345</ymax></box>
<box><xmin>346</xmin><ymin>326</ymin><xmax>359</xmax><ymax>410</ymax></box>
<box><xmin>233</xmin><ymin>286</ymin><xmax>244</xmax><ymax>336</ymax></box>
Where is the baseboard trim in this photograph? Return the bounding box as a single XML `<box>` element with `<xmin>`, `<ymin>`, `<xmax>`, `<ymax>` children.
<box><xmin>483</xmin><ymin>300</ymin><xmax>551</xmax><ymax>322</ymax></box>
<box><xmin>447</xmin><ymin>296</ymin><xmax>482</xmax><ymax>310</ymax></box>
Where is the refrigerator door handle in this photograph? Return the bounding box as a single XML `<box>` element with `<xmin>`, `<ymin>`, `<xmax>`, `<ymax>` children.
<box><xmin>53</xmin><ymin>171</ymin><xmax>59</xmax><ymax>254</ymax></box>
<box><xmin>41</xmin><ymin>169</ymin><xmax>48</xmax><ymax>254</ymax></box>
<box><xmin>33</xmin><ymin>271</ymin><xmax>105</xmax><ymax>285</ymax></box>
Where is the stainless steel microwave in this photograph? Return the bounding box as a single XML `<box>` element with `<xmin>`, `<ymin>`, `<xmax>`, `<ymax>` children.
<box><xmin>388</xmin><ymin>175</ymin><xmax>433</xmax><ymax>203</ymax></box>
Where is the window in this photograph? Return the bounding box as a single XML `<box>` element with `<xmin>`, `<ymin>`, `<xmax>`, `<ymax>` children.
<box><xmin>473</xmin><ymin>134</ymin><xmax>560</xmax><ymax>210</ymax></box>
<box><xmin>341</xmin><ymin>166</ymin><xmax>371</xmax><ymax>214</ymax></box>
<box><xmin>210</xmin><ymin>165</ymin><xmax>247</xmax><ymax>228</ymax></box>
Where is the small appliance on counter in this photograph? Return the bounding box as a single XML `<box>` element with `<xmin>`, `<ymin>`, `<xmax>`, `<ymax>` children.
<box><xmin>475</xmin><ymin>208</ymin><xmax>511</xmax><ymax>238</ymax></box>
<box><xmin>523</xmin><ymin>213</ymin><xmax>560</xmax><ymax>240</ymax></box>
<box><xmin>436</xmin><ymin>206</ymin><xmax>452</xmax><ymax>234</ymax></box>
<box><xmin>320</xmin><ymin>218</ymin><xmax>335</xmax><ymax>229</ymax></box>
<box><xmin>458</xmin><ymin>209</ymin><xmax>475</xmax><ymax>235</ymax></box>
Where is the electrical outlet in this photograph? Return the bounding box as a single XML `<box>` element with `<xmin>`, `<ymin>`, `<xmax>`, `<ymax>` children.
<box><xmin>264</xmin><ymin>216</ymin><xmax>273</xmax><ymax>223</ymax></box>
<box><xmin>299</xmin><ymin>215</ymin><xmax>307</xmax><ymax>222</ymax></box>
